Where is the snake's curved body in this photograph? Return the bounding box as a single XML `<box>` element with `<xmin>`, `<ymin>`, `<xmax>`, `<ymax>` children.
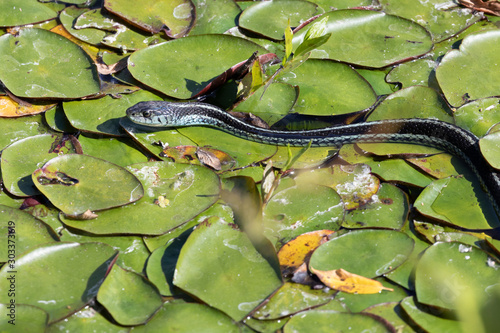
<box><xmin>126</xmin><ymin>101</ymin><xmax>500</xmax><ymax>215</ymax></box>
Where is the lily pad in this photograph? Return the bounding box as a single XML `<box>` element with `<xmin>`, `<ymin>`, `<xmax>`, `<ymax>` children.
<box><xmin>0</xmin><ymin>28</ymin><xmax>100</xmax><ymax>99</ymax></box>
<box><xmin>480</xmin><ymin>132</ymin><xmax>500</xmax><ymax>169</ymax></box>
<box><xmin>0</xmin><ymin>205</ymin><xmax>59</xmax><ymax>261</ymax></box>
<box><xmin>436</xmin><ymin>30</ymin><xmax>500</xmax><ymax>107</ymax></box>
<box><xmin>400</xmin><ymin>296</ymin><xmax>461</xmax><ymax>333</ymax></box>
<box><xmin>104</xmin><ymin>0</ymin><xmax>195</xmax><ymax>37</ymax></box>
<box><xmin>78</xmin><ymin>135</ymin><xmax>148</xmax><ymax>167</ymax></box>
<box><xmin>309</xmin><ymin>229</ymin><xmax>414</xmax><ymax>277</ymax></box>
<box><xmin>32</xmin><ymin>154</ymin><xmax>144</xmax><ymax>216</ymax></box>
<box><xmin>128</xmin><ymin>35</ymin><xmax>267</xmax><ymax>99</ymax></box>
<box><xmin>189</xmin><ymin>0</ymin><xmax>241</xmax><ymax>35</ymax></box>
<box><xmin>59</xmin><ymin>6</ymin><xmax>106</xmax><ymax>46</ymax></box>
<box><xmin>97</xmin><ymin>265</ymin><xmax>163</xmax><ymax>326</ymax></box>
<box><xmin>379</xmin><ymin>0</ymin><xmax>482</xmax><ymax>42</ymax></box>
<box><xmin>0</xmin><ymin>242</ymin><xmax>117</xmax><ymax>323</ymax></box>
<box><xmin>0</xmin><ymin>0</ymin><xmax>57</xmax><ymax>27</ymax></box>
<box><xmin>47</xmin><ymin>306</ymin><xmax>129</xmax><ymax>333</ymax></box>
<box><xmin>1</xmin><ymin>134</ymin><xmax>79</xmax><ymax>197</ymax></box>
<box><xmin>414</xmin><ymin>177</ymin><xmax>498</xmax><ymax>230</ymax></box>
<box><xmin>263</xmin><ymin>184</ymin><xmax>343</xmax><ymax>247</ymax></box>
<box><xmin>455</xmin><ymin>98</ymin><xmax>500</xmax><ymax>137</ymax></box>
<box><xmin>0</xmin><ymin>114</ymin><xmax>50</xmax><ymax>151</ymax></box>
<box><xmin>343</xmin><ymin>183</ymin><xmax>409</xmax><ymax>229</ymax></box>
<box><xmin>284</xmin><ymin>310</ymin><xmax>391</xmax><ymax>332</ymax></box>
<box><xmin>0</xmin><ymin>96</ymin><xmax>56</xmax><ymax>117</ymax></box>
<box><xmin>173</xmin><ymin>217</ymin><xmax>283</xmax><ymax>321</ymax></box>
<box><xmin>0</xmin><ymin>304</ymin><xmax>48</xmax><ymax>332</ymax></box>
<box><xmin>252</xmin><ymin>282</ymin><xmax>333</xmax><ymax>320</ymax></box>
<box><xmin>292</xmin><ymin>10</ymin><xmax>433</xmax><ymax>68</ymax></box>
<box><xmin>415</xmin><ymin>242</ymin><xmax>500</xmax><ymax>311</ymax></box>
<box><xmin>60</xmin><ymin>161</ymin><xmax>220</xmax><ymax>235</ymax></box>
<box><xmin>239</xmin><ymin>0</ymin><xmax>324</xmax><ymax>40</ymax></box>
<box><xmin>275</xmin><ymin>59</ymin><xmax>377</xmax><ymax>115</ymax></box>
<box><xmin>131</xmin><ymin>301</ymin><xmax>240</xmax><ymax>332</ymax></box>
<box><xmin>63</xmin><ymin>90</ymin><xmax>163</xmax><ymax>136</ymax></box>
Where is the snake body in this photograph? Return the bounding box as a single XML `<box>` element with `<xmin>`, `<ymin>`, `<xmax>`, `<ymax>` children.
<box><xmin>126</xmin><ymin>101</ymin><xmax>500</xmax><ymax>215</ymax></box>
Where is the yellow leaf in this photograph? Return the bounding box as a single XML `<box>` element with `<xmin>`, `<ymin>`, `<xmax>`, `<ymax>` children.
<box><xmin>310</xmin><ymin>267</ymin><xmax>393</xmax><ymax>294</ymax></box>
<box><xmin>278</xmin><ymin>230</ymin><xmax>334</xmax><ymax>274</ymax></box>
<box><xmin>0</xmin><ymin>96</ymin><xmax>55</xmax><ymax>117</ymax></box>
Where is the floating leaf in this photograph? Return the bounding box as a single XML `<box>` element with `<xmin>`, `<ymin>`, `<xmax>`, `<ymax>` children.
<box><xmin>1</xmin><ymin>134</ymin><xmax>78</xmax><ymax>197</ymax></box>
<box><xmin>97</xmin><ymin>265</ymin><xmax>163</xmax><ymax>326</ymax></box>
<box><xmin>0</xmin><ymin>28</ymin><xmax>100</xmax><ymax>99</ymax></box>
<box><xmin>0</xmin><ymin>0</ymin><xmax>57</xmax><ymax>27</ymax></box>
<box><xmin>415</xmin><ymin>242</ymin><xmax>500</xmax><ymax>311</ymax></box>
<box><xmin>239</xmin><ymin>0</ymin><xmax>324</xmax><ymax>40</ymax></box>
<box><xmin>310</xmin><ymin>267</ymin><xmax>393</xmax><ymax>294</ymax></box>
<box><xmin>104</xmin><ymin>0</ymin><xmax>195</xmax><ymax>37</ymax></box>
<box><xmin>173</xmin><ymin>217</ymin><xmax>283</xmax><ymax>321</ymax></box>
<box><xmin>309</xmin><ymin>229</ymin><xmax>414</xmax><ymax>277</ymax></box>
<box><xmin>292</xmin><ymin>10</ymin><xmax>433</xmax><ymax>68</ymax></box>
<box><xmin>0</xmin><ymin>96</ymin><xmax>55</xmax><ymax>117</ymax></box>
<box><xmin>128</xmin><ymin>35</ymin><xmax>267</xmax><ymax>99</ymax></box>
<box><xmin>0</xmin><ymin>242</ymin><xmax>117</xmax><ymax>323</ymax></box>
<box><xmin>436</xmin><ymin>30</ymin><xmax>500</xmax><ymax>107</ymax></box>
<box><xmin>32</xmin><ymin>154</ymin><xmax>144</xmax><ymax>216</ymax></box>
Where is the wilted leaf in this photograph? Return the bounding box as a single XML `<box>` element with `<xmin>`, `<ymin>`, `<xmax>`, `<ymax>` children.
<box><xmin>310</xmin><ymin>267</ymin><xmax>394</xmax><ymax>294</ymax></box>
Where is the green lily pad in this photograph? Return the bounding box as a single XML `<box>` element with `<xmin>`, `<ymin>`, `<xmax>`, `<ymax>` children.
<box><xmin>0</xmin><ymin>242</ymin><xmax>117</xmax><ymax>323</ymax></box>
<box><xmin>173</xmin><ymin>217</ymin><xmax>283</xmax><ymax>321</ymax></box>
<box><xmin>189</xmin><ymin>0</ymin><xmax>241</xmax><ymax>35</ymax></box>
<box><xmin>0</xmin><ymin>205</ymin><xmax>59</xmax><ymax>261</ymax></box>
<box><xmin>0</xmin><ymin>0</ymin><xmax>57</xmax><ymax>27</ymax></box>
<box><xmin>400</xmin><ymin>296</ymin><xmax>461</xmax><ymax>333</ymax></box>
<box><xmin>379</xmin><ymin>0</ymin><xmax>482</xmax><ymax>42</ymax></box>
<box><xmin>386</xmin><ymin>58</ymin><xmax>437</xmax><ymax>88</ymax></box>
<box><xmin>32</xmin><ymin>154</ymin><xmax>144</xmax><ymax>216</ymax></box>
<box><xmin>309</xmin><ymin>229</ymin><xmax>414</xmax><ymax>277</ymax></box>
<box><xmin>0</xmin><ymin>304</ymin><xmax>48</xmax><ymax>332</ymax></box>
<box><xmin>252</xmin><ymin>282</ymin><xmax>333</xmax><ymax>320</ymax></box>
<box><xmin>97</xmin><ymin>265</ymin><xmax>163</xmax><ymax>326</ymax></box>
<box><xmin>63</xmin><ymin>90</ymin><xmax>162</xmax><ymax>136</ymax></box>
<box><xmin>436</xmin><ymin>30</ymin><xmax>500</xmax><ymax>107</ymax></box>
<box><xmin>60</xmin><ymin>161</ymin><xmax>220</xmax><ymax>235</ymax></box>
<box><xmin>0</xmin><ymin>114</ymin><xmax>50</xmax><ymax>151</ymax></box>
<box><xmin>356</xmin><ymin>68</ymin><xmax>396</xmax><ymax>95</ymax></box>
<box><xmin>120</xmin><ymin>116</ymin><xmax>198</xmax><ymax>159</ymax></box>
<box><xmin>415</xmin><ymin>242</ymin><xmax>500</xmax><ymax>310</ymax></box>
<box><xmin>60</xmin><ymin>6</ymin><xmax>106</xmax><ymax>46</ymax></box>
<box><xmin>367</xmin><ymin>85</ymin><xmax>453</xmax><ymax>122</ymax></box>
<box><xmin>78</xmin><ymin>135</ymin><xmax>148</xmax><ymax>167</ymax></box>
<box><xmin>414</xmin><ymin>177</ymin><xmax>498</xmax><ymax>230</ymax></box>
<box><xmin>360</xmin><ymin>158</ymin><xmax>434</xmax><ymax>188</ymax></box>
<box><xmin>343</xmin><ymin>183</ymin><xmax>409</xmax><ymax>229</ymax></box>
<box><xmin>128</xmin><ymin>35</ymin><xmax>267</xmax><ymax>99</ymax></box>
<box><xmin>47</xmin><ymin>306</ymin><xmax>129</xmax><ymax>333</ymax></box>
<box><xmin>263</xmin><ymin>184</ymin><xmax>343</xmax><ymax>247</ymax></box>
<box><xmin>44</xmin><ymin>104</ymin><xmax>78</xmax><ymax>134</ymax></box>
<box><xmin>292</xmin><ymin>10</ymin><xmax>433</xmax><ymax>68</ymax></box>
<box><xmin>363</xmin><ymin>302</ymin><xmax>412</xmax><ymax>332</ymax></box>
<box><xmin>239</xmin><ymin>0</ymin><xmax>324</xmax><ymax>40</ymax></box>
<box><xmin>0</xmin><ymin>28</ymin><xmax>100</xmax><ymax>99</ymax></box>
<box><xmin>284</xmin><ymin>310</ymin><xmax>391</xmax><ymax>332</ymax></box>
<box><xmin>1</xmin><ymin>134</ymin><xmax>79</xmax><ymax>197</ymax></box>
<box><xmin>131</xmin><ymin>301</ymin><xmax>240</xmax><ymax>332</ymax></box>
<box><xmin>480</xmin><ymin>132</ymin><xmax>500</xmax><ymax>169</ymax></box>
<box><xmin>455</xmin><ymin>98</ymin><xmax>500</xmax><ymax>137</ymax></box>
<box><xmin>233</xmin><ymin>83</ymin><xmax>297</xmax><ymax>126</ymax></box>
<box><xmin>104</xmin><ymin>0</ymin><xmax>195</xmax><ymax>37</ymax></box>
<box><xmin>274</xmin><ymin>59</ymin><xmax>377</xmax><ymax>115</ymax></box>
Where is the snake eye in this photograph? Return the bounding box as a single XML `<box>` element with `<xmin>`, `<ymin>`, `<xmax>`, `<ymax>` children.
<box><xmin>142</xmin><ymin>110</ymin><xmax>152</xmax><ymax>118</ymax></box>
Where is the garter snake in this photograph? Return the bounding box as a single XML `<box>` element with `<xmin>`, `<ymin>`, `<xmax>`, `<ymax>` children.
<box><xmin>126</xmin><ymin>101</ymin><xmax>500</xmax><ymax>216</ymax></box>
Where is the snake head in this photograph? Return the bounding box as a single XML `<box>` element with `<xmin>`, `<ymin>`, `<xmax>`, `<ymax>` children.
<box><xmin>126</xmin><ymin>101</ymin><xmax>179</xmax><ymax>127</ymax></box>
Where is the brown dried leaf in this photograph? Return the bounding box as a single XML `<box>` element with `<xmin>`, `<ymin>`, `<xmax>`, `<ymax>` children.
<box><xmin>459</xmin><ymin>0</ymin><xmax>500</xmax><ymax>16</ymax></box>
